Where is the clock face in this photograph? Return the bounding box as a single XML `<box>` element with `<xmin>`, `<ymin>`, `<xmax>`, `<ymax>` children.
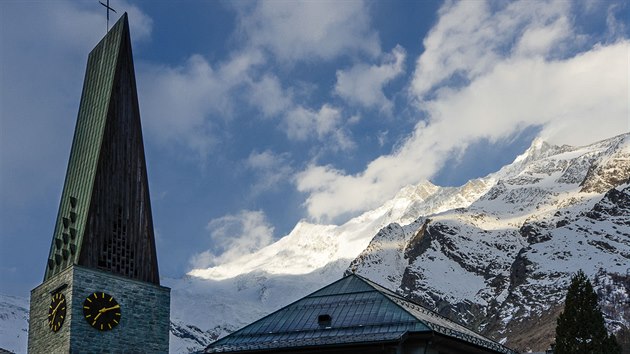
<box><xmin>83</xmin><ymin>292</ymin><xmax>121</xmax><ymax>331</ymax></box>
<box><xmin>48</xmin><ymin>292</ymin><xmax>66</xmax><ymax>332</ymax></box>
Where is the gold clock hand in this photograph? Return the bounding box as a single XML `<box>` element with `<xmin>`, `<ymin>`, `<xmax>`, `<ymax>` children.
<box><xmin>50</xmin><ymin>300</ymin><xmax>63</xmax><ymax>324</ymax></box>
<box><xmin>52</xmin><ymin>300</ymin><xmax>63</xmax><ymax>314</ymax></box>
<box><xmin>99</xmin><ymin>304</ymin><xmax>121</xmax><ymax>313</ymax></box>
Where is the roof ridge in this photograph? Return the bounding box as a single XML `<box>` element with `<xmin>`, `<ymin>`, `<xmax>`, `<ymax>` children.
<box><xmin>355</xmin><ymin>274</ymin><xmax>465</xmax><ymax>323</ymax></box>
<box><xmin>353</xmin><ymin>274</ymin><xmax>515</xmax><ymax>354</ymax></box>
<box><xmin>206</xmin><ymin>274</ymin><xmax>516</xmax><ymax>353</ymax></box>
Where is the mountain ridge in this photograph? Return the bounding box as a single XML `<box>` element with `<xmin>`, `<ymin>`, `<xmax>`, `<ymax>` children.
<box><xmin>176</xmin><ymin>132</ymin><xmax>630</xmax><ymax>352</ymax></box>
<box><xmin>2</xmin><ymin>133</ymin><xmax>628</xmax><ymax>353</ymax></box>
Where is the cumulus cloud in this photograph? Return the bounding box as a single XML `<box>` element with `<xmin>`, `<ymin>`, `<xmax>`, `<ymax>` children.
<box><xmin>296</xmin><ymin>0</ymin><xmax>629</xmax><ymax>222</ymax></box>
<box><xmin>606</xmin><ymin>3</ymin><xmax>628</xmax><ymax>39</ymax></box>
<box><xmin>335</xmin><ymin>45</ymin><xmax>406</xmax><ymax>113</ymax></box>
<box><xmin>284</xmin><ymin>105</ymin><xmax>355</xmax><ymax>151</ymax></box>
<box><xmin>424</xmin><ymin>43</ymin><xmax>628</xmax><ymax>146</ymax></box>
<box><xmin>411</xmin><ymin>0</ymin><xmax>571</xmax><ymax>99</ymax></box>
<box><xmin>234</xmin><ymin>0</ymin><xmax>379</xmax><ymax>62</ymax></box>
<box><xmin>247</xmin><ymin>74</ymin><xmax>292</xmax><ymax>118</ymax></box>
<box><xmin>139</xmin><ymin>51</ymin><xmax>264</xmax><ymax>158</ymax></box>
<box><xmin>189</xmin><ymin>210</ymin><xmax>275</xmax><ymax>268</ymax></box>
<box><xmin>139</xmin><ymin>0</ymin><xmax>380</xmax><ymax>158</ymax></box>
<box><xmin>246</xmin><ymin>150</ymin><xmax>293</xmax><ymax>194</ymax></box>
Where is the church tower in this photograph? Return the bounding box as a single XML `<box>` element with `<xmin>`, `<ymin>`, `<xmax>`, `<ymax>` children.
<box><xmin>27</xmin><ymin>14</ymin><xmax>170</xmax><ymax>353</ymax></box>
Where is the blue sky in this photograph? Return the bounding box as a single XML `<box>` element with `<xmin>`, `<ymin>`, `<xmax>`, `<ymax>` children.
<box><xmin>0</xmin><ymin>0</ymin><xmax>628</xmax><ymax>297</ymax></box>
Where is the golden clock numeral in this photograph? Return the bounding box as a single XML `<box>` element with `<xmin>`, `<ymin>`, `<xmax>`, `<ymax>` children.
<box><xmin>60</xmin><ymin>315</ymin><xmax>64</xmax><ymax>319</ymax></box>
<box><xmin>86</xmin><ymin>314</ymin><xmax>91</xmax><ymax>318</ymax></box>
<box><xmin>84</xmin><ymin>306</ymin><xmax>90</xmax><ymax>309</ymax></box>
<box><xmin>108</xmin><ymin>324</ymin><xmax>112</xmax><ymax>329</ymax></box>
<box><xmin>101</xmin><ymin>292</ymin><xmax>105</xmax><ymax>298</ymax></box>
<box><xmin>113</xmin><ymin>319</ymin><xmax>118</xmax><ymax>324</ymax></box>
<box><xmin>100</xmin><ymin>324</ymin><xmax>103</xmax><ymax>330</ymax></box>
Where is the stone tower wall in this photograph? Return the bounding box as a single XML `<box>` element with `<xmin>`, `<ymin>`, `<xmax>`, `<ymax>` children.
<box><xmin>28</xmin><ymin>266</ymin><xmax>170</xmax><ymax>353</ymax></box>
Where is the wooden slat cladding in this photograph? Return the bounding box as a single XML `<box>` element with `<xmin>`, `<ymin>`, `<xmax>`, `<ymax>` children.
<box><xmin>78</xmin><ymin>20</ymin><xmax>159</xmax><ymax>284</ymax></box>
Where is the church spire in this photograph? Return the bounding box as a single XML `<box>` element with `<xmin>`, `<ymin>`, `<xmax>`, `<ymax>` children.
<box><xmin>44</xmin><ymin>13</ymin><xmax>159</xmax><ymax>284</ymax></box>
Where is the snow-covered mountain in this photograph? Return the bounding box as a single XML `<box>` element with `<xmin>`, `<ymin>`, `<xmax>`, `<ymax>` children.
<box><xmin>0</xmin><ymin>294</ymin><xmax>28</xmax><ymax>353</ymax></box>
<box><xmin>173</xmin><ymin>133</ymin><xmax>629</xmax><ymax>353</ymax></box>
<box><xmin>352</xmin><ymin>134</ymin><xmax>630</xmax><ymax>350</ymax></box>
<box><xmin>3</xmin><ymin>133</ymin><xmax>628</xmax><ymax>353</ymax></box>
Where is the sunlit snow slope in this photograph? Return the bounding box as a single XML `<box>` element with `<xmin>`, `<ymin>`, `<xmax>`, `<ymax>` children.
<box><xmin>2</xmin><ymin>134</ymin><xmax>628</xmax><ymax>354</ymax></box>
<box><xmin>172</xmin><ymin>133</ymin><xmax>629</xmax><ymax>353</ymax></box>
<box><xmin>0</xmin><ymin>294</ymin><xmax>29</xmax><ymax>353</ymax></box>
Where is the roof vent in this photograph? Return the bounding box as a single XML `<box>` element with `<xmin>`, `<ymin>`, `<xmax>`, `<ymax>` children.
<box><xmin>318</xmin><ymin>314</ymin><xmax>332</xmax><ymax>328</ymax></box>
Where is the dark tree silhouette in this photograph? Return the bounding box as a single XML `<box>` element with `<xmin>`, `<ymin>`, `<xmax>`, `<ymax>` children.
<box><xmin>555</xmin><ymin>270</ymin><xmax>621</xmax><ymax>354</ymax></box>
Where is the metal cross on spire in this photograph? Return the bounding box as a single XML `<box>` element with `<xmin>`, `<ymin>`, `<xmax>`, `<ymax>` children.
<box><xmin>99</xmin><ymin>0</ymin><xmax>117</xmax><ymax>32</ymax></box>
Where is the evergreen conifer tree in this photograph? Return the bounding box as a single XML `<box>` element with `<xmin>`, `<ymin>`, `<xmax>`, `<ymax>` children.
<box><xmin>555</xmin><ymin>270</ymin><xmax>621</xmax><ymax>354</ymax></box>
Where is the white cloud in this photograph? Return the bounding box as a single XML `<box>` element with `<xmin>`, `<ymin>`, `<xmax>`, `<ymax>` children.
<box><xmin>247</xmin><ymin>75</ymin><xmax>292</xmax><ymax>118</ymax></box>
<box><xmin>335</xmin><ymin>45</ymin><xmax>406</xmax><ymax>112</ymax></box>
<box><xmin>120</xmin><ymin>3</ymin><xmax>153</xmax><ymax>41</ymax></box>
<box><xmin>284</xmin><ymin>105</ymin><xmax>355</xmax><ymax>151</ymax></box>
<box><xmin>190</xmin><ymin>210</ymin><xmax>275</xmax><ymax>268</ymax></box>
<box><xmin>411</xmin><ymin>0</ymin><xmax>571</xmax><ymax>99</ymax></box>
<box><xmin>246</xmin><ymin>150</ymin><xmax>293</xmax><ymax>194</ymax></box>
<box><xmin>139</xmin><ymin>0</ymin><xmax>383</xmax><ymax>159</ymax></box>
<box><xmin>514</xmin><ymin>17</ymin><xmax>570</xmax><ymax>57</ymax></box>
<box><xmin>139</xmin><ymin>51</ymin><xmax>264</xmax><ymax>158</ymax></box>
<box><xmin>425</xmin><ymin>43</ymin><xmax>628</xmax><ymax>146</ymax></box>
<box><xmin>140</xmin><ymin>45</ymin><xmax>360</xmax><ymax>158</ymax></box>
<box><xmin>606</xmin><ymin>3</ymin><xmax>628</xmax><ymax>39</ymax></box>
<box><xmin>377</xmin><ymin>130</ymin><xmax>389</xmax><ymax>147</ymax></box>
<box><xmin>234</xmin><ymin>0</ymin><xmax>380</xmax><ymax>62</ymax></box>
<box><xmin>296</xmin><ymin>0</ymin><xmax>629</xmax><ymax>222</ymax></box>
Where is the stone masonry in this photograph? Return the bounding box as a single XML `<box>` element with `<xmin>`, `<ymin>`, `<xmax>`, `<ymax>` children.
<box><xmin>28</xmin><ymin>265</ymin><xmax>170</xmax><ymax>353</ymax></box>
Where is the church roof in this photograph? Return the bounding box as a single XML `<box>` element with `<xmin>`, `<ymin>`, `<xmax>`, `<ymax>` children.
<box><xmin>44</xmin><ymin>13</ymin><xmax>159</xmax><ymax>284</ymax></box>
<box><xmin>205</xmin><ymin>274</ymin><xmax>515</xmax><ymax>353</ymax></box>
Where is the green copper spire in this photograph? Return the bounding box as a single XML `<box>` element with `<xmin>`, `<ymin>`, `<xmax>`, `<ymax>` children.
<box><xmin>44</xmin><ymin>13</ymin><xmax>159</xmax><ymax>284</ymax></box>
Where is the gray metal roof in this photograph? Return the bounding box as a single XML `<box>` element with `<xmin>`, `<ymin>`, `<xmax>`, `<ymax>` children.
<box><xmin>360</xmin><ymin>276</ymin><xmax>514</xmax><ymax>353</ymax></box>
<box><xmin>205</xmin><ymin>274</ymin><xmax>516</xmax><ymax>353</ymax></box>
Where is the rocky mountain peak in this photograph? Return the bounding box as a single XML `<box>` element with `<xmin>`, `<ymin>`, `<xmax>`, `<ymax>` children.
<box><xmin>3</xmin><ymin>134</ymin><xmax>629</xmax><ymax>354</ymax></box>
<box><xmin>394</xmin><ymin>180</ymin><xmax>439</xmax><ymax>201</ymax></box>
<box><xmin>349</xmin><ymin>133</ymin><xmax>630</xmax><ymax>352</ymax></box>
